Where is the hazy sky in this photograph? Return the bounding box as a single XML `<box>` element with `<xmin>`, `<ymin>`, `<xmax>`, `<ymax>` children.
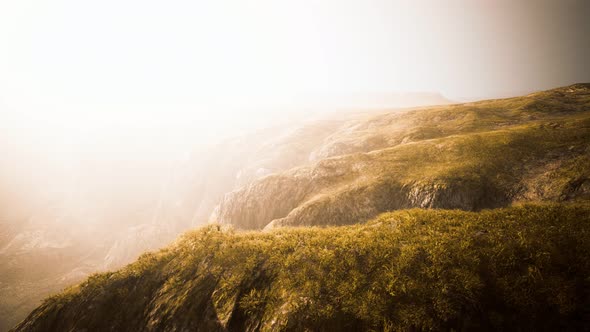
<box><xmin>0</xmin><ymin>0</ymin><xmax>588</xmax><ymax>226</ymax></box>
<box><xmin>1</xmin><ymin>0</ymin><xmax>589</xmax><ymax>138</ymax></box>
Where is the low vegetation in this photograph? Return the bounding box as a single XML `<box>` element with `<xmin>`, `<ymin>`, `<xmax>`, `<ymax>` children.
<box><xmin>12</xmin><ymin>84</ymin><xmax>590</xmax><ymax>331</ymax></box>
<box><xmin>215</xmin><ymin>84</ymin><xmax>590</xmax><ymax>229</ymax></box>
<box><xmin>15</xmin><ymin>202</ymin><xmax>590</xmax><ymax>331</ymax></box>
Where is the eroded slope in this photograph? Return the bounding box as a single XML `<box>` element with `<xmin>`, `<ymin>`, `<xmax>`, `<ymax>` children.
<box><xmin>213</xmin><ymin>84</ymin><xmax>590</xmax><ymax>229</ymax></box>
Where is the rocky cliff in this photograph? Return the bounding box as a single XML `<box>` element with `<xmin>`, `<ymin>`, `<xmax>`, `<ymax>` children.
<box><xmin>212</xmin><ymin>84</ymin><xmax>590</xmax><ymax>230</ymax></box>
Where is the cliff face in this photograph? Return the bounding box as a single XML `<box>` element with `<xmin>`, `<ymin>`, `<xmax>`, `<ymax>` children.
<box><xmin>212</xmin><ymin>84</ymin><xmax>590</xmax><ymax>230</ymax></box>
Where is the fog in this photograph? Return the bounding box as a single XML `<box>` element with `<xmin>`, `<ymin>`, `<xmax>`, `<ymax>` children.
<box><xmin>1</xmin><ymin>0</ymin><xmax>587</xmax><ymax>219</ymax></box>
<box><xmin>0</xmin><ymin>1</ymin><xmax>589</xmax><ymax>328</ymax></box>
<box><xmin>0</xmin><ymin>0</ymin><xmax>588</xmax><ymax>244</ymax></box>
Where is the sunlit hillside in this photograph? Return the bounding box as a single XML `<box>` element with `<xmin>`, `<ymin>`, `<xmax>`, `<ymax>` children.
<box><xmin>213</xmin><ymin>84</ymin><xmax>590</xmax><ymax>229</ymax></box>
<box><xmin>2</xmin><ymin>0</ymin><xmax>589</xmax><ymax>330</ymax></box>
<box><xmin>14</xmin><ymin>203</ymin><xmax>590</xmax><ymax>332</ymax></box>
<box><xmin>11</xmin><ymin>84</ymin><xmax>590</xmax><ymax>331</ymax></box>
<box><xmin>0</xmin><ymin>94</ymin><xmax>451</xmax><ymax>331</ymax></box>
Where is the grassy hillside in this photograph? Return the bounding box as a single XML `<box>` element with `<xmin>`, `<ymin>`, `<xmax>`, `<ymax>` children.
<box><xmin>11</xmin><ymin>84</ymin><xmax>590</xmax><ymax>331</ymax></box>
<box><xmin>214</xmin><ymin>84</ymin><xmax>590</xmax><ymax>229</ymax></box>
<box><xmin>14</xmin><ymin>203</ymin><xmax>590</xmax><ymax>331</ymax></box>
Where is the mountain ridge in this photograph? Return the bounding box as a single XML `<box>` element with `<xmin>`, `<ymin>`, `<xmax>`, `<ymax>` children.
<box><xmin>0</xmin><ymin>90</ymin><xmax>461</xmax><ymax>331</ymax></box>
<box><xmin>13</xmin><ymin>203</ymin><xmax>590</xmax><ymax>332</ymax></box>
<box><xmin>211</xmin><ymin>84</ymin><xmax>590</xmax><ymax>230</ymax></box>
<box><xmin>8</xmin><ymin>83</ymin><xmax>590</xmax><ymax>331</ymax></box>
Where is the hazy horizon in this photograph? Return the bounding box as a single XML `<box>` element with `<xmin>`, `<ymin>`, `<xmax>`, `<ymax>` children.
<box><xmin>0</xmin><ymin>0</ymin><xmax>588</xmax><ymax>169</ymax></box>
<box><xmin>1</xmin><ymin>0</ymin><xmax>589</xmax><ymax>229</ymax></box>
<box><xmin>2</xmin><ymin>0</ymin><xmax>589</xmax><ymax>136</ymax></box>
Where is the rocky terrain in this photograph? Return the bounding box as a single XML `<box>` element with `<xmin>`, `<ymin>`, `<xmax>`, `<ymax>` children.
<box><xmin>212</xmin><ymin>84</ymin><xmax>590</xmax><ymax>229</ymax></box>
<box><xmin>0</xmin><ymin>93</ymin><xmax>450</xmax><ymax>331</ymax></box>
<box><xmin>2</xmin><ymin>84</ymin><xmax>589</xmax><ymax>331</ymax></box>
<box><xmin>8</xmin><ymin>83</ymin><xmax>590</xmax><ymax>331</ymax></box>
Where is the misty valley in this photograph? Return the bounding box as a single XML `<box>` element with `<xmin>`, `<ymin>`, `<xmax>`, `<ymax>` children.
<box><xmin>3</xmin><ymin>84</ymin><xmax>590</xmax><ymax>331</ymax></box>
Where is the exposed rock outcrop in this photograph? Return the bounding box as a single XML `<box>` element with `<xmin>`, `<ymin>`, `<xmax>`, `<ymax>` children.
<box><xmin>212</xmin><ymin>84</ymin><xmax>590</xmax><ymax>230</ymax></box>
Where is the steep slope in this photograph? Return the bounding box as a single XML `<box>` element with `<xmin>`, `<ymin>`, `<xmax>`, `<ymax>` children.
<box><xmin>0</xmin><ymin>93</ymin><xmax>457</xmax><ymax>330</ymax></box>
<box><xmin>10</xmin><ymin>84</ymin><xmax>590</xmax><ymax>331</ymax></box>
<box><xmin>13</xmin><ymin>203</ymin><xmax>590</xmax><ymax>332</ymax></box>
<box><xmin>170</xmin><ymin>91</ymin><xmax>455</xmax><ymax>228</ymax></box>
<box><xmin>212</xmin><ymin>84</ymin><xmax>590</xmax><ymax>229</ymax></box>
